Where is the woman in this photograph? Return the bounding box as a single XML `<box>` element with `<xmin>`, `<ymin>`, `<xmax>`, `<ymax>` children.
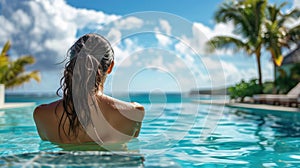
<box><xmin>34</xmin><ymin>34</ymin><xmax>145</xmax><ymax>144</ymax></box>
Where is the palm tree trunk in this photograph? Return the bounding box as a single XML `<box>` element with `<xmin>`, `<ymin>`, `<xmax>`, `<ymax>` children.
<box><xmin>255</xmin><ymin>50</ymin><xmax>263</xmax><ymax>93</ymax></box>
<box><xmin>273</xmin><ymin>62</ymin><xmax>277</xmax><ymax>93</ymax></box>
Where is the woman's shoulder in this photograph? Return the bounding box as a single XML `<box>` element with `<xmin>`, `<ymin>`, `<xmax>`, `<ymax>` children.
<box><xmin>98</xmin><ymin>94</ymin><xmax>145</xmax><ymax>123</ymax></box>
<box><xmin>33</xmin><ymin>99</ymin><xmax>62</xmax><ymax>117</ymax></box>
<box><xmin>130</xmin><ymin>102</ymin><xmax>145</xmax><ymax>111</ymax></box>
<box><xmin>98</xmin><ymin>94</ymin><xmax>145</xmax><ymax>112</ymax></box>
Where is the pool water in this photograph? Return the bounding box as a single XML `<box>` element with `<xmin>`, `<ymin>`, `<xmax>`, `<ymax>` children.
<box><xmin>1</xmin><ymin>95</ymin><xmax>300</xmax><ymax>167</ymax></box>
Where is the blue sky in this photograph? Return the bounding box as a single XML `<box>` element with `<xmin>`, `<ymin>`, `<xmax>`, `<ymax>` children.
<box><xmin>0</xmin><ymin>0</ymin><xmax>299</xmax><ymax>94</ymax></box>
<box><xmin>66</xmin><ymin>0</ymin><xmax>221</xmax><ymax>25</ymax></box>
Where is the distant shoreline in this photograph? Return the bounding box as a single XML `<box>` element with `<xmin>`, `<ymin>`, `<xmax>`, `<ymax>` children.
<box><xmin>5</xmin><ymin>88</ymin><xmax>229</xmax><ymax>97</ymax></box>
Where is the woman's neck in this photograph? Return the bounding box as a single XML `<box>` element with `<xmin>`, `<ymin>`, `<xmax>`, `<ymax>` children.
<box><xmin>97</xmin><ymin>87</ymin><xmax>104</xmax><ymax>95</ymax></box>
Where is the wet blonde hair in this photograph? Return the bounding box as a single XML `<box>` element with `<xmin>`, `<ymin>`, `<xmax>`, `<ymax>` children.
<box><xmin>56</xmin><ymin>33</ymin><xmax>114</xmax><ymax>139</ymax></box>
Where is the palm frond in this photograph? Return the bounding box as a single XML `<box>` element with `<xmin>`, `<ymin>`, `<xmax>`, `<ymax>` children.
<box><xmin>215</xmin><ymin>3</ymin><xmax>253</xmax><ymax>38</ymax></box>
<box><xmin>4</xmin><ymin>71</ymin><xmax>40</xmax><ymax>88</ymax></box>
<box><xmin>206</xmin><ymin>36</ymin><xmax>250</xmax><ymax>54</ymax></box>
<box><xmin>284</xmin><ymin>8</ymin><xmax>300</xmax><ymax>19</ymax></box>
<box><xmin>288</xmin><ymin>25</ymin><xmax>300</xmax><ymax>43</ymax></box>
<box><xmin>263</xmin><ymin>2</ymin><xmax>300</xmax><ymax>67</ymax></box>
<box><xmin>215</xmin><ymin>0</ymin><xmax>266</xmax><ymax>46</ymax></box>
<box><xmin>0</xmin><ymin>41</ymin><xmax>40</xmax><ymax>87</ymax></box>
<box><xmin>0</xmin><ymin>41</ymin><xmax>10</xmax><ymax>68</ymax></box>
<box><xmin>2</xmin><ymin>56</ymin><xmax>36</xmax><ymax>83</ymax></box>
<box><xmin>0</xmin><ymin>56</ymin><xmax>9</xmax><ymax>68</ymax></box>
<box><xmin>0</xmin><ymin>41</ymin><xmax>10</xmax><ymax>57</ymax></box>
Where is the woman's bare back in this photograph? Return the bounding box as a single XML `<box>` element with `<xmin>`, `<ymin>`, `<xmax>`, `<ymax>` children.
<box><xmin>33</xmin><ymin>95</ymin><xmax>145</xmax><ymax>144</ymax></box>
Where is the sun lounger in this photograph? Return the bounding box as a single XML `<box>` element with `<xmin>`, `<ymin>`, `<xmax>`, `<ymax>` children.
<box><xmin>253</xmin><ymin>82</ymin><xmax>300</xmax><ymax>107</ymax></box>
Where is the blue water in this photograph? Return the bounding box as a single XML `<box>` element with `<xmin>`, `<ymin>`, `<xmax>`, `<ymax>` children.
<box><xmin>1</xmin><ymin>94</ymin><xmax>300</xmax><ymax>167</ymax></box>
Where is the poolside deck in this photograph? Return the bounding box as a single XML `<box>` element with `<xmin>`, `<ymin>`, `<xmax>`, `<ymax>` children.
<box><xmin>194</xmin><ymin>100</ymin><xmax>230</xmax><ymax>105</ymax></box>
<box><xmin>194</xmin><ymin>100</ymin><xmax>300</xmax><ymax>113</ymax></box>
<box><xmin>0</xmin><ymin>102</ymin><xmax>36</xmax><ymax>110</ymax></box>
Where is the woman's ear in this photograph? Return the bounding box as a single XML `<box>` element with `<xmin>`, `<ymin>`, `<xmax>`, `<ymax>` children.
<box><xmin>107</xmin><ymin>61</ymin><xmax>114</xmax><ymax>74</ymax></box>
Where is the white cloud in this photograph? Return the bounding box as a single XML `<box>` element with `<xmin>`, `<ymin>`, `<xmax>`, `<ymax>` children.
<box><xmin>12</xmin><ymin>9</ymin><xmax>31</xmax><ymax>28</ymax></box>
<box><xmin>219</xmin><ymin>59</ymin><xmax>274</xmax><ymax>86</ymax></box>
<box><xmin>294</xmin><ymin>0</ymin><xmax>300</xmax><ymax>9</ymax></box>
<box><xmin>155</xmin><ymin>32</ymin><xmax>172</xmax><ymax>47</ymax></box>
<box><xmin>166</xmin><ymin>57</ymin><xmax>186</xmax><ymax>73</ymax></box>
<box><xmin>0</xmin><ymin>0</ymin><xmax>119</xmax><ymax>70</ymax></box>
<box><xmin>159</xmin><ymin>19</ymin><xmax>172</xmax><ymax>35</ymax></box>
<box><xmin>149</xmin><ymin>54</ymin><xmax>164</xmax><ymax>68</ymax></box>
<box><xmin>113</xmin><ymin>38</ymin><xmax>143</xmax><ymax>68</ymax></box>
<box><xmin>106</xmin><ymin>16</ymin><xmax>145</xmax><ymax>45</ymax></box>
<box><xmin>107</xmin><ymin>28</ymin><xmax>122</xmax><ymax>45</ymax></box>
<box><xmin>0</xmin><ymin>16</ymin><xmax>14</xmax><ymax>38</ymax></box>
<box><xmin>154</xmin><ymin>20</ymin><xmax>172</xmax><ymax>47</ymax></box>
<box><xmin>0</xmin><ymin>0</ymin><xmax>120</xmax><ymax>92</ymax></box>
<box><xmin>114</xmin><ymin>16</ymin><xmax>144</xmax><ymax>30</ymax></box>
<box><xmin>174</xmin><ymin>41</ymin><xmax>190</xmax><ymax>57</ymax></box>
<box><xmin>175</xmin><ymin>22</ymin><xmax>237</xmax><ymax>56</ymax></box>
<box><xmin>104</xmin><ymin>17</ymin><xmax>146</xmax><ymax>68</ymax></box>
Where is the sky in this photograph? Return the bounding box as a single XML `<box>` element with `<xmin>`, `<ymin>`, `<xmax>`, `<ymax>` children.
<box><xmin>0</xmin><ymin>0</ymin><xmax>299</xmax><ymax>94</ymax></box>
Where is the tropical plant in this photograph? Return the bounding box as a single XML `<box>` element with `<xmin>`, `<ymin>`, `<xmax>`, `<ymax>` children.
<box><xmin>0</xmin><ymin>41</ymin><xmax>40</xmax><ymax>88</ymax></box>
<box><xmin>262</xmin><ymin>81</ymin><xmax>274</xmax><ymax>94</ymax></box>
<box><xmin>228</xmin><ymin>79</ymin><xmax>261</xmax><ymax>102</ymax></box>
<box><xmin>263</xmin><ymin>2</ymin><xmax>300</xmax><ymax>89</ymax></box>
<box><xmin>206</xmin><ymin>0</ymin><xmax>267</xmax><ymax>92</ymax></box>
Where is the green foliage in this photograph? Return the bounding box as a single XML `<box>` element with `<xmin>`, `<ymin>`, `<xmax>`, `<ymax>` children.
<box><xmin>262</xmin><ymin>81</ymin><xmax>274</xmax><ymax>94</ymax></box>
<box><xmin>0</xmin><ymin>41</ymin><xmax>40</xmax><ymax>88</ymax></box>
<box><xmin>228</xmin><ymin>79</ymin><xmax>261</xmax><ymax>102</ymax></box>
<box><xmin>230</xmin><ymin>64</ymin><xmax>300</xmax><ymax>100</ymax></box>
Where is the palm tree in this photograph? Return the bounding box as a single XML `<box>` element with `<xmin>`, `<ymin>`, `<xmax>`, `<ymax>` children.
<box><xmin>263</xmin><ymin>2</ymin><xmax>300</xmax><ymax>91</ymax></box>
<box><xmin>0</xmin><ymin>41</ymin><xmax>40</xmax><ymax>88</ymax></box>
<box><xmin>206</xmin><ymin>0</ymin><xmax>267</xmax><ymax>92</ymax></box>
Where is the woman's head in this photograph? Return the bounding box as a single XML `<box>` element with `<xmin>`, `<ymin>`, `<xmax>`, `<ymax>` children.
<box><xmin>68</xmin><ymin>33</ymin><xmax>114</xmax><ymax>91</ymax></box>
<box><xmin>57</xmin><ymin>33</ymin><xmax>114</xmax><ymax>139</ymax></box>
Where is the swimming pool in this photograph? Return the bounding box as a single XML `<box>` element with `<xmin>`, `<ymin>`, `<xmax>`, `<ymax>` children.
<box><xmin>1</xmin><ymin>94</ymin><xmax>300</xmax><ymax>167</ymax></box>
